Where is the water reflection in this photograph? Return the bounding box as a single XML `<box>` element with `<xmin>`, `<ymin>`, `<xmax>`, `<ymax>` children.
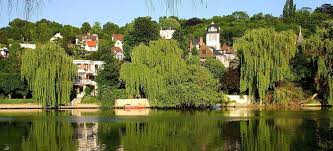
<box><xmin>0</xmin><ymin>109</ymin><xmax>332</xmax><ymax>151</ymax></box>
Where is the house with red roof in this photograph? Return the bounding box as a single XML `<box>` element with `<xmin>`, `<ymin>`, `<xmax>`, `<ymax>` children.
<box><xmin>112</xmin><ymin>34</ymin><xmax>125</xmax><ymax>60</ymax></box>
<box><xmin>76</xmin><ymin>33</ymin><xmax>99</xmax><ymax>52</ymax></box>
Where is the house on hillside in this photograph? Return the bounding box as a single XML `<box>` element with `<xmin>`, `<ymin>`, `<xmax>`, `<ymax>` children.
<box><xmin>50</xmin><ymin>33</ymin><xmax>63</xmax><ymax>42</ymax></box>
<box><xmin>73</xmin><ymin>60</ymin><xmax>104</xmax><ymax>96</ymax></box>
<box><xmin>0</xmin><ymin>47</ymin><xmax>9</xmax><ymax>58</ymax></box>
<box><xmin>112</xmin><ymin>34</ymin><xmax>125</xmax><ymax>60</ymax></box>
<box><xmin>191</xmin><ymin>22</ymin><xmax>237</xmax><ymax>68</ymax></box>
<box><xmin>20</xmin><ymin>43</ymin><xmax>36</xmax><ymax>49</ymax></box>
<box><xmin>160</xmin><ymin>28</ymin><xmax>175</xmax><ymax>39</ymax></box>
<box><xmin>76</xmin><ymin>33</ymin><xmax>99</xmax><ymax>52</ymax></box>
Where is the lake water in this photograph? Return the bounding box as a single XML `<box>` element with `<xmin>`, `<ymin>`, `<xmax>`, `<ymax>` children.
<box><xmin>0</xmin><ymin>108</ymin><xmax>332</xmax><ymax>151</ymax></box>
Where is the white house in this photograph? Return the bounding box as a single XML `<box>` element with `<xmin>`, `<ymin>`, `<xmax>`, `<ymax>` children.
<box><xmin>160</xmin><ymin>29</ymin><xmax>175</xmax><ymax>39</ymax></box>
<box><xmin>195</xmin><ymin>22</ymin><xmax>237</xmax><ymax>68</ymax></box>
<box><xmin>206</xmin><ymin>22</ymin><xmax>221</xmax><ymax>50</ymax></box>
<box><xmin>76</xmin><ymin>33</ymin><xmax>99</xmax><ymax>52</ymax></box>
<box><xmin>50</xmin><ymin>33</ymin><xmax>63</xmax><ymax>42</ymax></box>
<box><xmin>20</xmin><ymin>43</ymin><xmax>36</xmax><ymax>49</ymax></box>
<box><xmin>0</xmin><ymin>47</ymin><xmax>9</xmax><ymax>58</ymax></box>
<box><xmin>73</xmin><ymin>60</ymin><xmax>104</xmax><ymax>96</ymax></box>
<box><xmin>112</xmin><ymin>34</ymin><xmax>125</xmax><ymax>60</ymax></box>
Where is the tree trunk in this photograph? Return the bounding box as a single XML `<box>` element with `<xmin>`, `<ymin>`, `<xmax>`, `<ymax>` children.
<box><xmin>23</xmin><ymin>95</ymin><xmax>26</xmax><ymax>99</ymax></box>
<box><xmin>8</xmin><ymin>94</ymin><xmax>11</xmax><ymax>99</ymax></box>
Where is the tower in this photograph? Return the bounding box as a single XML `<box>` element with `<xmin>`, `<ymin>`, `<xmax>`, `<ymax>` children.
<box><xmin>206</xmin><ymin>22</ymin><xmax>221</xmax><ymax>50</ymax></box>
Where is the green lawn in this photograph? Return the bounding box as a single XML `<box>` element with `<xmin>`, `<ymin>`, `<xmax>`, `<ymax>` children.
<box><xmin>0</xmin><ymin>99</ymin><xmax>35</xmax><ymax>104</ymax></box>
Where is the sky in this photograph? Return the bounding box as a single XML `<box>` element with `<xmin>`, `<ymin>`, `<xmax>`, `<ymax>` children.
<box><xmin>0</xmin><ymin>0</ymin><xmax>332</xmax><ymax>27</ymax></box>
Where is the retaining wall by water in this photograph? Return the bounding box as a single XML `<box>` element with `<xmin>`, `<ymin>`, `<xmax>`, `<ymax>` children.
<box><xmin>114</xmin><ymin>99</ymin><xmax>150</xmax><ymax>108</ymax></box>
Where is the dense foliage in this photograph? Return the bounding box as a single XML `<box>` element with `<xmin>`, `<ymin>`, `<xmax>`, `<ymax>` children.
<box><xmin>302</xmin><ymin>21</ymin><xmax>333</xmax><ymax>105</ymax></box>
<box><xmin>21</xmin><ymin>43</ymin><xmax>76</xmax><ymax>107</ymax></box>
<box><xmin>120</xmin><ymin>39</ymin><xmax>222</xmax><ymax>107</ymax></box>
<box><xmin>234</xmin><ymin>28</ymin><xmax>297</xmax><ymax>103</ymax></box>
<box><xmin>0</xmin><ymin>2</ymin><xmax>332</xmax><ymax>106</ymax></box>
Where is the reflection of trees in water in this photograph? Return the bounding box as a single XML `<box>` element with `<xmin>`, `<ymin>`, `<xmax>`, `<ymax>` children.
<box><xmin>115</xmin><ymin>111</ymin><xmax>225</xmax><ymax>150</ymax></box>
<box><xmin>11</xmin><ymin>110</ymin><xmax>333</xmax><ymax>150</ymax></box>
<box><xmin>21</xmin><ymin>112</ymin><xmax>77</xmax><ymax>151</ymax></box>
<box><xmin>240</xmin><ymin>119</ymin><xmax>293</xmax><ymax>151</ymax></box>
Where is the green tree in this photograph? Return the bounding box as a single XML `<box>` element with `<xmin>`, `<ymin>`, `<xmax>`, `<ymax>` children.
<box><xmin>203</xmin><ymin>58</ymin><xmax>225</xmax><ymax>80</ymax></box>
<box><xmin>302</xmin><ymin>21</ymin><xmax>333</xmax><ymax>104</ymax></box>
<box><xmin>231</xmin><ymin>11</ymin><xmax>249</xmax><ymax>20</ymax></box>
<box><xmin>92</xmin><ymin>22</ymin><xmax>102</xmax><ymax>35</ymax></box>
<box><xmin>96</xmin><ymin>54</ymin><xmax>121</xmax><ymax>87</ymax></box>
<box><xmin>120</xmin><ymin>39</ymin><xmax>222</xmax><ymax>107</ymax></box>
<box><xmin>125</xmin><ymin>17</ymin><xmax>160</xmax><ymax>48</ymax></box>
<box><xmin>283</xmin><ymin>0</ymin><xmax>296</xmax><ymax>18</ymax></box>
<box><xmin>159</xmin><ymin>17</ymin><xmax>181</xmax><ymax>29</ymax></box>
<box><xmin>234</xmin><ymin>28</ymin><xmax>297</xmax><ymax>103</ymax></box>
<box><xmin>81</xmin><ymin>22</ymin><xmax>91</xmax><ymax>34</ymax></box>
<box><xmin>21</xmin><ymin>43</ymin><xmax>76</xmax><ymax>107</ymax></box>
<box><xmin>102</xmin><ymin>22</ymin><xmax>120</xmax><ymax>39</ymax></box>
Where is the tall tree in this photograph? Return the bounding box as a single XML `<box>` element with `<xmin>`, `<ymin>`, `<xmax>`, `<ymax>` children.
<box><xmin>234</xmin><ymin>28</ymin><xmax>297</xmax><ymax>103</ymax></box>
<box><xmin>159</xmin><ymin>17</ymin><xmax>181</xmax><ymax>29</ymax></box>
<box><xmin>125</xmin><ymin>17</ymin><xmax>160</xmax><ymax>48</ymax></box>
<box><xmin>102</xmin><ymin>22</ymin><xmax>120</xmax><ymax>39</ymax></box>
<box><xmin>81</xmin><ymin>22</ymin><xmax>91</xmax><ymax>34</ymax></box>
<box><xmin>283</xmin><ymin>0</ymin><xmax>296</xmax><ymax>18</ymax></box>
<box><xmin>21</xmin><ymin>43</ymin><xmax>76</xmax><ymax>107</ymax></box>
<box><xmin>302</xmin><ymin>21</ymin><xmax>333</xmax><ymax>105</ymax></box>
<box><xmin>92</xmin><ymin>22</ymin><xmax>102</xmax><ymax>35</ymax></box>
<box><xmin>120</xmin><ymin>39</ymin><xmax>222</xmax><ymax>107</ymax></box>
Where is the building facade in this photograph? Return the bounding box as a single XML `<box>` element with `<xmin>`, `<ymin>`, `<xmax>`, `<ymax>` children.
<box><xmin>160</xmin><ymin>29</ymin><xmax>175</xmax><ymax>39</ymax></box>
<box><xmin>73</xmin><ymin>60</ymin><xmax>104</xmax><ymax>96</ymax></box>
<box><xmin>112</xmin><ymin>34</ymin><xmax>125</xmax><ymax>60</ymax></box>
<box><xmin>76</xmin><ymin>33</ymin><xmax>99</xmax><ymax>52</ymax></box>
<box><xmin>0</xmin><ymin>47</ymin><xmax>9</xmax><ymax>58</ymax></box>
<box><xmin>206</xmin><ymin>22</ymin><xmax>221</xmax><ymax>50</ymax></box>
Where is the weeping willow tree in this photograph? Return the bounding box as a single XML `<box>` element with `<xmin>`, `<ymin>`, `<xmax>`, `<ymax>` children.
<box><xmin>120</xmin><ymin>39</ymin><xmax>221</xmax><ymax>107</ymax></box>
<box><xmin>234</xmin><ymin>28</ymin><xmax>297</xmax><ymax>103</ymax></box>
<box><xmin>21</xmin><ymin>43</ymin><xmax>76</xmax><ymax>107</ymax></box>
<box><xmin>302</xmin><ymin>22</ymin><xmax>333</xmax><ymax>105</ymax></box>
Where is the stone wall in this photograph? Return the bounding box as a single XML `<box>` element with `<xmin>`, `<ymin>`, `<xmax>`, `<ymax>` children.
<box><xmin>114</xmin><ymin>99</ymin><xmax>150</xmax><ymax>108</ymax></box>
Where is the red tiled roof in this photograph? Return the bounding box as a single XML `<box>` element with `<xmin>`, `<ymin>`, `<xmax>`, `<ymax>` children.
<box><xmin>112</xmin><ymin>46</ymin><xmax>123</xmax><ymax>53</ymax></box>
<box><xmin>86</xmin><ymin>41</ymin><xmax>96</xmax><ymax>47</ymax></box>
<box><xmin>112</xmin><ymin>34</ymin><xmax>124</xmax><ymax>41</ymax></box>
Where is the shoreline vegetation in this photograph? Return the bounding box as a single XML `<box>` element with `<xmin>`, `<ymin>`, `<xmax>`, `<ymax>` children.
<box><xmin>0</xmin><ymin>1</ymin><xmax>332</xmax><ymax>109</ymax></box>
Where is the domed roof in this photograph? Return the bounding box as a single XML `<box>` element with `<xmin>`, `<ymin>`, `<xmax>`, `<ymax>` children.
<box><xmin>206</xmin><ymin>22</ymin><xmax>220</xmax><ymax>33</ymax></box>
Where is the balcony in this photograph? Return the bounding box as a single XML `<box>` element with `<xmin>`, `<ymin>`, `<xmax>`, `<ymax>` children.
<box><xmin>73</xmin><ymin>79</ymin><xmax>96</xmax><ymax>86</ymax></box>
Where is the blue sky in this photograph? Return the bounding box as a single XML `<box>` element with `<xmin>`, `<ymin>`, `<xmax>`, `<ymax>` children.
<box><xmin>0</xmin><ymin>0</ymin><xmax>332</xmax><ymax>27</ymax></box>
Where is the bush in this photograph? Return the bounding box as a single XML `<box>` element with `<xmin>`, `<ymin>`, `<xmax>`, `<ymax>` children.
<box><xmin>270</xmin><ymin>82</ymin><xmax>307</xmax><ymax>104</ymax></box>
<box><xmin>97</xmin><ymin>86</ymin><xmax>127</xmax><ymax>107</ymax></box>
<box><xmin>84</xmin><ymin>87</ymin><xmax>92</xmax><ymax>96</ymax></box>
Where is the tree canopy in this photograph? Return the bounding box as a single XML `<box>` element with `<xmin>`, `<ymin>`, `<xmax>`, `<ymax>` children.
<box><xmin>21</xmin><ymin>43</ymin><xmax>76</xmax><ymax>107</ymax></box>
<box><xmin>302</xmin><ymin>21</ymin><xmax>333</xmax><ymax>105</ymax></box>
<box><xmin>120</xmin><ymin>39</ymin><xmax>222</xmax><ymax>107</ymax></box>
<box><xmin>234</xmin><ymin>28</ymin><xmax>297</xmax><ymax>103</ymax></box>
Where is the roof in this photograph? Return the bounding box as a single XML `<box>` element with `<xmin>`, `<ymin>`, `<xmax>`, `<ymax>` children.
<box><xmin>208</xmin><ymin>46</ymin><xmax>223</xmax><ymax>56</ymax></box>
<box><xmin>86</xmin><ymin>41</ymin><xmax>96</xmax><ymax>47</ymax></box>
<box><xmin>112</xmin><ymin>34</ymin><xmax>124</xmax><ymax>41</ymax></box>
<box><xmin>112</xmin><ymin>46</ymin><xmax>123</xmax><ymax>53</ymax></box>
<box><xmin>207</xmin><ymin>22</ymin><xmax>220</xmax><ymax>33</ymax></box>
<box><xmin>221</xmin><ymin>44</ymin><xmax>235</xmax><ymax>54</ymax></box>
<box><xmin>199</xmin><ymin>45</ymin><xmax>215</xmax><ymax>59</ymax></box>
